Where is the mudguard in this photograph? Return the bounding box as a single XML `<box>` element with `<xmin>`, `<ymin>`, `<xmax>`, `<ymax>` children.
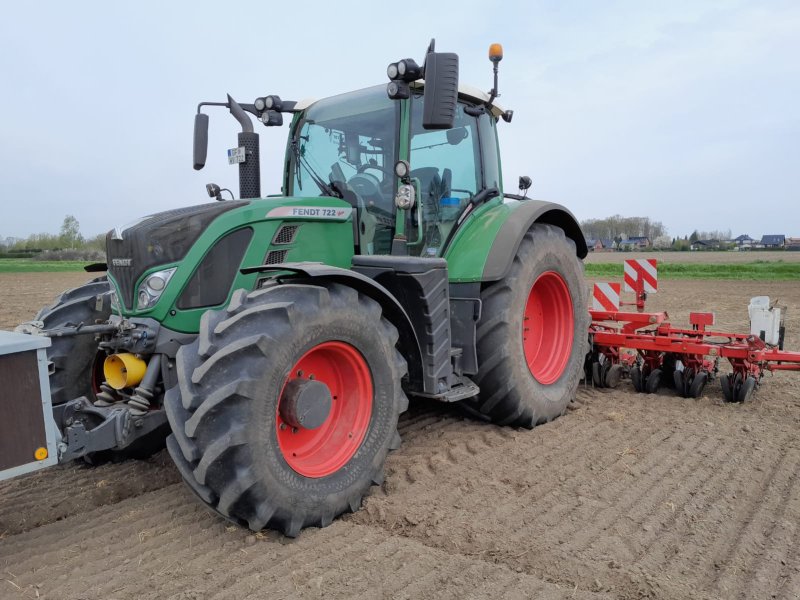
<box><xmin>241</xmin><ymin>262</ymin><xmax>424</xmax><ymax>391</ymax></box>
<box><xmin>444</xmin><ymin>198</ymin><xmax>587</xmax><ymax>283</ymax></box>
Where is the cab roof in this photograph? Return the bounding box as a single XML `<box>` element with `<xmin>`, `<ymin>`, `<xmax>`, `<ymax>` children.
<box><xmin>294</xmin><ymin>83</ymin><xmax>505</xmax><ymax>118</ymax></box>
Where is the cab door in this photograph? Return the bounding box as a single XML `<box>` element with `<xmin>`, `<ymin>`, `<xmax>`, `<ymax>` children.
<box><xmin>404</xmin><ymin>94</ymin><xmax>502</xmax><ymax>256</ymax></box>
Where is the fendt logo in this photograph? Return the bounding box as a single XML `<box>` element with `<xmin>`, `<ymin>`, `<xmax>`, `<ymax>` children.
<box><xmin>111</xmin><ymin>258</ymin><xmax>133</xmax><ymax>267</ymax></box>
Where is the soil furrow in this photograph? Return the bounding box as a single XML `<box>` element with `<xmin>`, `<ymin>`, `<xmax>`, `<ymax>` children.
<box><xmin>0</xmin><ymin>452</ymin><xmax>179</xmax><ymax>537</ymax></box>
<box><xmin>578</xmin><ymin>431</ymin><xmax>727</xmax><ymax>561</ymax></box>
<box><xmin>715</xmin><ymin>447</ymin><xmax>800</xmax><ymax>598</ymax></box>
<box><xmin>628</xmin><ymin>431</ymin><xmax>753</xmax><ymax>571</ymax></box>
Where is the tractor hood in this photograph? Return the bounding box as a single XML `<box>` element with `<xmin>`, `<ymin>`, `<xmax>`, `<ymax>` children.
<box><xmin>106</xmin><ymin>201</ymin><xmax>248</xmax><ymax>311</ymax></box>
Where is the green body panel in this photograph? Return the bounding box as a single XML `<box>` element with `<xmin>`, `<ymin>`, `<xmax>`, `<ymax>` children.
<box><xmin>443</xmin><ymin>197</ymin><xmax>521</xmax><ymax>282</ymax></box>
<box><xmin>114</xmin><ymin>196</ymin><xmax>354</xmax><ymax>333</ymax></box>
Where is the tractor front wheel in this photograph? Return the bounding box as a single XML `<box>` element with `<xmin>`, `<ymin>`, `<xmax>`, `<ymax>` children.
<box><xmin>164</xmin><ymin>282</ymin><xmax>408</xmax><ymax>536</ymax></box>
<box><xmin>17</xmin><ymin>277</ymin><xmax>111</xmax><ymax>405</ymax></box>
<box><xmin>467</xmin><ymin>224</ymin><xmax>589</xmax><ymax>427</ymax></box>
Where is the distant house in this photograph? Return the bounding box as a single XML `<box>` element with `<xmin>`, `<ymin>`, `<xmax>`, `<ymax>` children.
<box><xmin>760</xmin><ymin>234</ymin><xmax>785</xmax><ymax>249</ymax></box>
<box><xmin>617</xmin><ymin>240</ymin><xmax>635</xmax><ymax>251</ymax></box>
<box><xmin>733</xmin><ymin>234</ymin><xmax>755</xmax><ymax>249</ymax></box>
<box><xmin>618</xmin><ymin>236</ymin><xmax>650</xmax><ymax>251</ymax></box>
<box><xmin>691</xmin><ymin>239</ymin><xmax>722</xmax><ymax>251</ymax></box>
<box><xmin>585</xmin><ymin>238</ymin><xmax>616</xmax><ymax>252</ymax></box>
<box><xmin>786</xmin><ymin>237</ymin><xmax>800</xmax><ymax>251</ymax></box>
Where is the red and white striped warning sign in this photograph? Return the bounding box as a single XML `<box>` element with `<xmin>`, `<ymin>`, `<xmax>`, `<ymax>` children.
<box><xmin>624</xmin><ymin>259</ymin><xmax>658</xmax><ymax>293</ymax></box>
<box><xmin>593</xmin><ymin>282</ymin><xmax>621</xmax><ymax>311</ymax></box>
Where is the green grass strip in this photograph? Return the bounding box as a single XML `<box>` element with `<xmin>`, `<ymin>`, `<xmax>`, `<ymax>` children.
<box><xmin>0</xmin><ymin>259</ymin><xmax>91</xmax><ymax>273</ymax></box>
<box><xmin>585</xmin><ymin>260</ymin><xmax>800</xmax><ymax>280</ymax></box>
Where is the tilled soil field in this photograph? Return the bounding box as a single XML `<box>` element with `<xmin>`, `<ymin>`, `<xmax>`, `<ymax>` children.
<box><xmin>1</xmin><ymin>272</ymin><xmax>799</xmax><ymax>599</ymax></box>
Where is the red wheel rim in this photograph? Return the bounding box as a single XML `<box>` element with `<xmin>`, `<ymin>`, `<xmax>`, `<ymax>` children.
<box><xmin>522</xmin><ymin>271</ymin><xmax>574</xmax><ymax>384</ymax></box>
<box><xmin>276</xmin><ymin>341</ymin><xmax>373</xmax><ymax>478</ymax></box>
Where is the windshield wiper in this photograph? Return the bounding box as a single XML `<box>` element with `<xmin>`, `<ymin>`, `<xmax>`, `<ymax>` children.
<box><xmin>290</xmin><ymin>138</ymin><xmax>341</xmax><ymax>199</ymax></box>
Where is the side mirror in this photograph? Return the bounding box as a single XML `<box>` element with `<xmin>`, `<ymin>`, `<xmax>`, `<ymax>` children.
<box><xmin>193</xmin><ymin>113</ymin><xmax>209</xmax><ymax>171</ymax></box>
<box><xmin>423</xmin><ymin>52</ymin><xmax>459</xmax><ymax>130</ymax></box>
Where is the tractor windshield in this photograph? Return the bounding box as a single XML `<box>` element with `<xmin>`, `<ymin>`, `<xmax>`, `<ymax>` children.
<box><xmin>290</xmin><ymin>86</ymin><xmax>398</xmax><ymax>254</ymax></box>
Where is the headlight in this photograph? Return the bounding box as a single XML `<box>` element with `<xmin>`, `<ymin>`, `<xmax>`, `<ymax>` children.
<box><xmin>394</xmin><ymin>183</ymin><xmax>416</xmax><ymax>210</ymax></box>
<box><xmin>136</xmin><ymin>267</ymin><xmax>177</xmax><ymax>310</ymax></box>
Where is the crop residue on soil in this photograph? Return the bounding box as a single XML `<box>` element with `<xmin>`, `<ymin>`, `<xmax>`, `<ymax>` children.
<box><xmin>1</xmin><ymin>274</ymin><xmax>799</xmax><ymax>599</ymax></box>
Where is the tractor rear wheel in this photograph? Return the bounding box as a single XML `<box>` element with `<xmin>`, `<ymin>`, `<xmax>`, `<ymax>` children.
<box><xmin>164</xmin><ymin>282</ymin><xmax>408</xmax><ymax>536</ymax></box>
<box><xmin>466</xmin><ymin>224</ymin><xmax>589</xmax><ymax>427</ymax></box>
<box><xmin>17</xmin><ymin>277</ymin><xmax>111</xmax><ymax>405</ymax></box>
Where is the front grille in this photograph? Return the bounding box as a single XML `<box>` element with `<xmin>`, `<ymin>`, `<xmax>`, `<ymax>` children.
<box><xmin>106</xmin><ymin>201</ymin><xmax>248</xmax><ymax>310</ymax></box>
<box><xmin>272</xmin><ymin>225</ymin><xmax>299</xmax><ymax>245</ymax></box>
<box><xmin>265</xmin><ymin>249</ymin><xmax>288</xmax><ymax>264</ymax></box>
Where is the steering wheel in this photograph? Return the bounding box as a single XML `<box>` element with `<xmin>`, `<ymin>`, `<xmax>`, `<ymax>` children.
<box><xmin>356</xmin><ymin>162</ymin><xmax>392</xmax><ymax>177</ymax></box>
<box><xmin>347</xmin><ymin>171</ymin><xmax>383</xmax><ymax>199</ymax></box>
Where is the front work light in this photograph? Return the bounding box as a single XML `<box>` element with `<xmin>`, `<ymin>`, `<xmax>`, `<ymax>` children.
<box><xmin>394</xmin><ymin>160</ymin><xmax>410</xmax><ymax>179</ymax></box>
<box><xmin>394</xmin><ymin>183</ymin><xmax>416</xmax><ymax>210</ymax></box>
<box><xmin>396</xmin><ymin>59</ymin><xmax>421</xmax><ymax>81</ymax></box>
<box><xmin>387</xmin><ymin>81</ymin><xmax>410</xmax><ymax>100</ymax></box>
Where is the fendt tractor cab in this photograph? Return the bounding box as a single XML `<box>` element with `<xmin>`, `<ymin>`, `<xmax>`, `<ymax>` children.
<box><xmin>8</xmin><ymin>41</ymin><xmax>588</xmax><ymax>536</ymax></box>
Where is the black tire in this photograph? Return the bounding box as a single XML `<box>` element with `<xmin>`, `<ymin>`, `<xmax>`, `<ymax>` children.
<box><xmin>631</xmin><ymin>366</ymin><xmax>644</xmax><ymax>392</ymax></box>
<box><xmin>681</xmin><ymin>368</ymin><xmax>695</xmax><ymax>398</ymax></box>
<box><xmin>689</xmin><ymin>371</ymin><xmax>708</xmax><ymax>398</ymax></box>
<box><xmin>599</xmin><ymin>361</ymin><xmax>612</xmax><ymax>388</ymax></box>
<box><xmin>673</xmin><ymin>369</ymin><xmax>685</xmax><ymax>396</ymax></box>
<box><xmin>604</xmin><ymin>364</ymin><xmax>622</xmax><ymax>389</ymax></box>
<box><xmin>164</xmin><ymin>282</ymin><xmax>408</xmax><ymax>537</ymax></box>
<box><xmin>465</xmin><ymin>224</ymin><xmax>589</xmax><ymax>428</ymax></box>
<box><xmin>721</xmin><ymin>373</ymin><xmax>734</xmax><ymax>402</ymax></box>
<box><xmin>18</xmin><ymin>277</ymin><xmax>112</xmax><ymax>405</ymax></box>
<box><xmin>592</xmin><ymin>362</ymin><xmax>603</xmax><ymax>387</ymax></box>
<box><xmin>645</xmin><ymin>368</ymin><xmax>662</xmax><ymax>394</ymax></box>
<box><xmin>736</xmin><ymin>375</ymin><xmax>756</xmax><ymax>403</ymax></box>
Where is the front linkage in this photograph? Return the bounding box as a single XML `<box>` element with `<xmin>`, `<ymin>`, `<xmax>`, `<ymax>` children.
<box><xmin>20</xmin><ymin>315</ymin><xmax>186</xmax><ymax>463</ymax></box>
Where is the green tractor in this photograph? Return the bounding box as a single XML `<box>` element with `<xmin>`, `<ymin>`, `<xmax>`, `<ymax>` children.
<box><xmin>16</xmin><ymin>41</ymin><xmax>588</xmax><ymax>536</ymax></box>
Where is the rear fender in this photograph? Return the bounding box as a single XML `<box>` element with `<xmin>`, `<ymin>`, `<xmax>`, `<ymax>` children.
<box><xmin>444</xmin><ymin>199</ymin><xmax>587</xmax><ymax>283</ymax></box>
<box><xmin>483</xmin><ymin>200</ymin><xmax>587</xmax><ymax>281</ymax></box>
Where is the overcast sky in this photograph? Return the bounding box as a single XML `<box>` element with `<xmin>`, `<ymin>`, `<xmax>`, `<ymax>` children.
<box><xmin>1</xmin><ymin>0</ymin><xmax>798</xmax><ymax>240</ymax></box>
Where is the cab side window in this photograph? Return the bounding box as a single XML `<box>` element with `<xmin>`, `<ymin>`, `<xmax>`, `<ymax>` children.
<box><xmin>409</xmin><ymin>96</ymin><xmax>481</xmax><ymax>256</ymax></box>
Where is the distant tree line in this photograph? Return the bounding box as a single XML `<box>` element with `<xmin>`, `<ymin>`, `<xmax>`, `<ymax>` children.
<box><xmin>0</xmin><ymin>215</ymin><xmax>105</xmax><ymax>260</ymax></box>
<box><xmin>688</xmin><ymin>229</ymin><xmax>732</xmax><ymax>243</ymax></box>
<box><xmin>580</xmin><ymin>215</ymin><xmax>667</xmax><ymax>242</ymax></box>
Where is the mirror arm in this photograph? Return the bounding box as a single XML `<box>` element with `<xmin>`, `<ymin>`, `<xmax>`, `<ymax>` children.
<box><xmin>197</xmin><ymin>101</ymin><xmax>228</xmax><ymax>113</ymax></box>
